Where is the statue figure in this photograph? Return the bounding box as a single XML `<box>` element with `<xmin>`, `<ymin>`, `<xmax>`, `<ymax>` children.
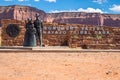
<box><xmin>34</xmin><ymin>13</ymin><xmax>43</xmax><ymax>47</ymax></box>
<box><xmin>23</xmin><ymin>18</ymin><xmax>37</xmax><ymax>47</ymax></box>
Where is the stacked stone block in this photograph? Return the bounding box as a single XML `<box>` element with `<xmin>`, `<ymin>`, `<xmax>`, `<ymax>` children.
<box><xmin>1</xmin><ymin>19</ymin><xmax>25</xmax><ymax>46</ymax></box>
<box><xmin>1</xmin><ymin>19</ymin><xmax>120</xmax><ymax>49</ymax></box>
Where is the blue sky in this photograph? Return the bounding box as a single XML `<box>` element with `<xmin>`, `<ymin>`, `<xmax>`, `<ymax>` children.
<box><xmin>0</xmin><ymin>0</ymin><xmax>120</xmax><ymax>14</ymax></box>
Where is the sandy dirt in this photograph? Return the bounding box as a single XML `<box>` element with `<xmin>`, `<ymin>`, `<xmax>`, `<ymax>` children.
<box><xmin>0</xmin><ymin>52</ymin><xmax>120</xmax><ymax>80</ymax></box>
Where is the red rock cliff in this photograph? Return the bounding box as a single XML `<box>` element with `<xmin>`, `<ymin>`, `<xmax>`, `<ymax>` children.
<box><xmin>0</xmin><ymin>5</ymin><xmax>120</xmax><ymax>27</ymax></box>
<box><xmin>45</xmin><ymin>12</ymin><xmax>120</xmax><ymax>27</ymax></box>
<box><xmin>0</xmin><ymin>5</ymin><xmax>46</xmax><ymax>21</ymax></box>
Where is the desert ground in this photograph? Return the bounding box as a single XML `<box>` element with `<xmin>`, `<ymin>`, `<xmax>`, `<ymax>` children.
<box><xmin>0</xmin><ymin>51</ymin><xmax>119</xmax><ymax>80</ymax></box>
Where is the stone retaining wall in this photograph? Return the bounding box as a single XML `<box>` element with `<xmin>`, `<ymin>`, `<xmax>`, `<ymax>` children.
<box><xmin>1</xmin><ymin>19</ymin><xmax>120</xmax><ymax>49</ymax></box>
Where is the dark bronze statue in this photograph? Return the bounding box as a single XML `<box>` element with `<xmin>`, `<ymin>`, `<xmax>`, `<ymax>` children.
<box><xmin>34</xmin><ymin>13</ymin><xmax>43</xmax><ymax>47</ymax></box>
<box><xmin>23</xmin><ymin>18</ymin><xmax>36</xmax><ymax>47</ymax></box>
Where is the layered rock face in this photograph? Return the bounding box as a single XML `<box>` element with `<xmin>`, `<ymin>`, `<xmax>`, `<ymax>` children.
<box><xmin>102</xmin><ymin>14</ymin><xmax>120</xmax><ymax>27</ymax></box>
<box><xmin>0</xmin><ymin>5</ymin><xmax>120</xmax><ymax>27</ymax></box>
<box><xmin>0</xmin><ymin>5</ymin><xmax>46</xmax><ymax>21</ymax></box>
<box><xmin>45</xmin><ymin>12</ymin><xmax>120</xmax><ymax>27</ymax></box>
<box><xmin>45</xmin><ymin>12</ymin><xmax>103</xmax><ymax>26</ymax></box>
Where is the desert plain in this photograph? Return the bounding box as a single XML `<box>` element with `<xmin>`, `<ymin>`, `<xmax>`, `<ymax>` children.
<box><xmin>0</xmin><ymin>50</ymin><xmax>119</xmax><ymax>80</ymax></box>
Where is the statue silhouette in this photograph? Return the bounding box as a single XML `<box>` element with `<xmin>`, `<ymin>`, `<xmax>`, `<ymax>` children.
<box><xmin>23</xmin><ymin>18</ymin><xmax>37</xmax><ymax>47</ymax></box>
<box><xmin>34</xmin><ymin>13</ymin><xmax>43</xmax><ymax>47</ymax></box>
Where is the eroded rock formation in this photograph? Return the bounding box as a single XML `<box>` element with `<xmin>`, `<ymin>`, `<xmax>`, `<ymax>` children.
<box><xmin>0</xmin><ymin>5</ymin><xmax>46</xmax><ymax>21</ymax></box>
<box><xmin>0</xmin><ymin>5</ymin><xmax>120</xmax><ymax>27</ymax></box>
<box><xmin>45</xmin><ymin>12</ymin><xmax>120</xmax><ymax>27</ymax></box>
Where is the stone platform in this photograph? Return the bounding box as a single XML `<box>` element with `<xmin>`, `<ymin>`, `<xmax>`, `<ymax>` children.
<box><xmin>0</xmin><ymin>46</ymin><xmax>120</xmax><ymax>53</ymax></box>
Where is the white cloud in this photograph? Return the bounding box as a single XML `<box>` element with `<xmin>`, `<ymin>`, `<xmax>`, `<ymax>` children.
<box><xmin>34</xmin><ymin>0</ymin><xmax>40</xmax><ymax>2</ymax></box>
<box><xmin>109</xmin><ymin>4</ymin><xmax>120</xmax><ymax>12</ymax></box>
<box><xmin>50</xmin><ymin>10</ymin><xmax>76</xmax><ymax>13</ymax></box>
<box><xmin>93</xmin><ymin>0</ymin><xmax>107</xmax><ymax>4</ymax></box>
<box><xmin>45</xmin><ymin>0</ymin><xmax>56</xmax><ymax>3</ymax></box>
<box><xmin>27</xmin><ymin>4</ymin><xmax>31</xmax><ymax>6</ymax></box>
<box><xmin>18</xmin><ymin>0</ymin><xmax>24</xmax><ymax>1</ymax></box>
<box><xmin>78</xmin><ymin>8</ymin><xmax>104</xmax><ymax>13</ymax></box>
<box><xmin>50</xmin><ymin>8</ymin><xmax>104</xmax><ymax>13</ymax></box>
